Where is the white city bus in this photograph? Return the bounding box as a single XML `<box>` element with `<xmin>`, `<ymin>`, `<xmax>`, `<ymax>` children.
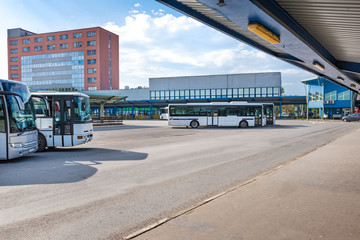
<box><xmin>168</xmin><ymin>102</ymin><xmax>272</xmax><ymax>128</ymax></box>
<box><xmin>31</xmin><ymin>92</ymin><xmax>93</xmax><ymax>152</ymax></box>
<box><xmin>0</xmin><ymin>79</ymin><xmax>38</xmax><ymax>160</ymax></box>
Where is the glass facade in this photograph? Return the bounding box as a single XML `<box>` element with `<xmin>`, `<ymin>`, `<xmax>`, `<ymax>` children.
<box><xmin>150</xmin><ymin>87</ymin><xmax>281</xmax><ymax>100</ymax></box>
<box><xmin>21</xmin><ymin>51</ymin><xmax>85</xmax><ymax>90</ymax></box>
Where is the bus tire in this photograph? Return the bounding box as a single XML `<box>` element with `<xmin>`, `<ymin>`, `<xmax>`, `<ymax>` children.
<box><xmin>239</xmin><ymin>120</ymin><xmax>248</xmax><ymax>128</ymax></box>
<box><xmin>190</xmin><ymin>120</ymin><xmax>199</xmax><ymax>128</ymax></box>
<box><xmin>37</xmin><ymin>133</ymin><xmax>47</xmax><ymax>152</ymax></box>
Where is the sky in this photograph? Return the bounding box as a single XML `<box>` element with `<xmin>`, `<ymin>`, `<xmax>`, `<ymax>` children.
<box><xmin>0</xmin><ymin>0</ymin><xmax>316</xmax><ymax>95</ymax></box>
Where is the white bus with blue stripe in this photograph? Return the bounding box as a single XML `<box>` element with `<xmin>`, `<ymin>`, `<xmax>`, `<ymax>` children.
<box><xmin>168</xmin><ymin>102</ymin><xmax>272</xmax><ymax>128</ymax></box>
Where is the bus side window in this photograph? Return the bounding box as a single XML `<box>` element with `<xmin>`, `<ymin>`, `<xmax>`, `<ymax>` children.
<box><xmin>0</xmin><ymin>98</ymin><xmax>5</xmax><ymax>133</ymax></box>
<box><xmin>218</xmin><ymin>107</ymin><xmax>226</xmax><ymax>116</ymax></box>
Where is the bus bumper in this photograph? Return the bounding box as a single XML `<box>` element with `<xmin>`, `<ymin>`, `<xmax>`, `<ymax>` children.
<box><xmin>8</xmin><ymin>140</ymin><xmax>38</xmax><ymax>159</ymax></box>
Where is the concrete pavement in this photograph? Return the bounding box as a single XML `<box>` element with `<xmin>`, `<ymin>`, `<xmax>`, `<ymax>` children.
<box><xmin>133</xmin><ymin>128</ymin><xmax>360</xmax><ymax>240</ymax></box>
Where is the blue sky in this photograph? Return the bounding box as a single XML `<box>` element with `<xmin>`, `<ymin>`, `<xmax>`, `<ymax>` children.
<box><xmin>0</xmin><ymin>0</ymin><xmax>316</xmax><ymax>95</ymax></box>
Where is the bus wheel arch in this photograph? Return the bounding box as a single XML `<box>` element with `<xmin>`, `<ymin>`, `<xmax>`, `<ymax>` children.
<box><xmin>190</xmin><ymin>120</ymin><xmax>199</xmax><ymax>128</ymax></box>
<box><xmin>37</xmin><ymin>132</ymin><xmax>47</xmax><ymax>152</ymax></box>
<box><xmin>239</xmin><ymin>120</ymin><xmax>248</xmax><ymax>128</ymax></box>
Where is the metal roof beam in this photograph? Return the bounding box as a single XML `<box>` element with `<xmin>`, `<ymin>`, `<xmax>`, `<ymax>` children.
<box><xmin>337</xmin><ymin>61</ymin><xmax>360</xmax><ymax>75</ymax></box>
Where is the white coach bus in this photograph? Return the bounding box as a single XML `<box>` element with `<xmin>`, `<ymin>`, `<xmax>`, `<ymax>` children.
<box><xmin>31</xmin><ymin>92</ymin><xmax>93</xmax><ymax>152</ymax></box>
<box><xmin>168</xmin><ymin>102</ymin><xmax>274</xmax><ymax>128</ymax></box>
<box><xmin>0</xmin><ymin>79</ymin><xmax>38</xmax><ymax>160</ymax></box>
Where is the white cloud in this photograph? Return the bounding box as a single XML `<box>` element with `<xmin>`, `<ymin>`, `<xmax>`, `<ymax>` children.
<box><xmin>103</xmin><ymin>11</ymin><xmax>313</xmax><ymax>95</ymax></box>
<box><xmin>134</xmin><ymin>3</ymin><xmax>141</xmax><ymax>8</ymax></box>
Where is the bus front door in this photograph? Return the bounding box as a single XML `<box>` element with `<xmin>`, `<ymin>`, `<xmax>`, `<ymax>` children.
<box><xmin>266</xmin><ymin>106</ymin><xmax>274</xmax><ymax>125</ymax></box>
<box><xmin>53</xmin><ymin>97</ymin><xmax>74</xmax><ymax>147</ymax></box>
<box><xmin>0</xmin><ymin>96</ymin><xmax>7</xmax><ymax>160</ymax></box>
<box><xmin>207</xmin><ymin>109</ymin><xmax>218</xmax><ymax>126</ymax></box>
<box><xmin>254</xmin><ymin>107</ymin><xmax>262</xmax><ymax>127</ymax></box>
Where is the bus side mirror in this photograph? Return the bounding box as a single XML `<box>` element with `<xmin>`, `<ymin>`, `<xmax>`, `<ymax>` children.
<box><xmin>15</xmin><ymin>96</ymin><xmax>25</xmax><ymax>110</ymax></box>
<box><xmin>81</xmin><ymin>102</ymin><xmax>86</xmax><ymax>111</ymax></box>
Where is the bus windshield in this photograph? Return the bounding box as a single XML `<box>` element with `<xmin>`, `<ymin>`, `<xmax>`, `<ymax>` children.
<box><xmin>73</xmin><ymin>96</ymin><xmax>92</xmax><ymax>122</ymax></box>
<box><xmin>2</xmin><ymin>82</ymin><xmax>36</xmax><ymax>133</ymax></box>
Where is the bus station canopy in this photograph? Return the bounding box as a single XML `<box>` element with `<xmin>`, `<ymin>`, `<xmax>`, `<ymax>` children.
<box><xmin>157</xmin><ymin>0</ymin><xmax>360</xmax><ymax>94</ymax></box>
<box><xmin>95</xmin><ymin>96</ymin><xmax>306</xmax><ymax>108</ymax></box>
<box><xmin>82</xmin><ymin>92</ymin><xmax>127</xmax><ymax>104</ymax></box>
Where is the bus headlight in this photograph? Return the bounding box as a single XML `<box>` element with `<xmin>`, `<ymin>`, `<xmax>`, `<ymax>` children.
<box><xmin>10</xmin><ymin>142</ymin><xmax>23</xmax><ymax>148</ymax></box>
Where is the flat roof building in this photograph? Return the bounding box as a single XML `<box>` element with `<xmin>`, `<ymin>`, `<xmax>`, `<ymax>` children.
<box><xmin>302</xmin><ymin>77</ymin><xmax>356</xmax><ymax>119</ymax></box>
<box><xmin>7</xmin><ymin>27</ymin><xmax>119</xmax><ymax>91</ymax></box>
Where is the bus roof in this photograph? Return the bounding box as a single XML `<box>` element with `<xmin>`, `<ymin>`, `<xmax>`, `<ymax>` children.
<box><xmin>31</xmin><ymin>91</ymin><xmax>89</xmax><ymax>98</ymax></box>
<box><xmin>0</xmin><ymin>79</ymin><xmax>27</xmax><ymax>86</ymax></box>
<box><xmin>168</xmin><ymin>101</ymin><xmax>267</xmax><ymax>106</ymax></box>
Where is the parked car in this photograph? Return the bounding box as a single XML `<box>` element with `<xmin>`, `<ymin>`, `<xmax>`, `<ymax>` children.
<box><xmin>342</xmin><ymin>113</ymin><xmax>360</xmax><ymax>122</ymax></box>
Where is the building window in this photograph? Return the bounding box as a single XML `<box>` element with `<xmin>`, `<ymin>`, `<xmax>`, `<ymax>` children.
<box><xmin>316</xmin><ymin>92</ymin><xmax>323</xmax><ymax>101</ymax></box>
<box><xmin>87</xmin><ymin>40</ymin><xmax>96</xmax><ymax>46</ymax></box>
<box><xmin>60</xmin><ymin>34</ymin><xmax>68</xmax><ymax>40</ymax></box>
<box><xmin>22</xmin><ymin>47</ymin><xmax>30</xmax><ymax>52</ymax></box>
<box><xmin>87</xmin><ymin>31</ymin><xmax>96</xmax><ymax>37</ymax></box>
<box><xmin>11</xmin><ymin>74</ymin><xmax>18</xmax><ymax>79</ymax></box>
<box><xmin>338</xmin><ymin>91</ymin><xmax>350</xmax><ymax>101</ymax></box>
<box><xmin>88</xmin><ymin>86</ymin><xmax>97</xmax><ymax>91</ymax></box>
<box><xmin>73</xmin><ymin>33</ymin><xmax>82</xmax><ymax>39</ymax></box>
<box><xmin>273</xmin><ymin>87</ymin><xmax>280</xmax><ymax>97</ymax></box>
<box><xmin>47</xmin><ymin>44</ymin><xmax>55</xmax><ymax>50</ymax></box>
<box><xmin>256</xmin><ymin>88</ymin><xmax>261</xmax><ymax>97</ymax></box>
<box><xmin>87</xmin><ymin>50</ymin><xmax>96</xmax><ymax>55</ymax></box>
<box><xmin>205</xmin><ymin>89</ymin><xmax>210</xmax><ymax>98</ymax></box>
<box><xmin>10</xmin><ymin>48</ymin><xmax>18</xmax><ymax>54</ymax></box>
<box><xmin>267</xmin><ymin>87</ymin><xmax>273</xmax><ymax>96</ymax></box>
<box><xmin>238</xmin><ymin>88</ymin><xmax>244</xmax><ymax>97</ymax></box>
<box><xmin>11</xmin><ymin>57</ymin><xmax>18</xmax><ymax>62</ymax></box>
<box><xmin>47</xmin><ymin>36</ymin><xmax>55</xmax><ymax>41</ymax></box>
<box><xmin>262</xmin><ymin>88</ymin><xmax>267</xmax><ymax>97</ymax></box>
<box><xmin>11</xmin><ymin>65</ymin><xmax>18</xmax><ymax>70</ymax></box>
<box><xmin>309</xmin><ymin>92</ymin><xmax>316</xmax><ymax>101</ymax></box>
<box><xmin>35</xmin><ymin>46</ymin><xmax>43</xmax><ymax>51</ymax></box>
<box><xmin>22</xmin><ymin>38</ymin><xmax>30</xmax><ymax>44</ymax></box>
<box><xmin>60</xmin><ymin>43</ymin><xmax>68</xmax><ymax>49</ymax></box>
<box><xmin>88</xmin><ymin>68</ymin><xmax>96</xmax><ymax>74</ymax></box>
<box><xmin>10</xmin><ymin>40</ymin><xmax>18</xmax><ymax>45</ymax></box>
<box><xmin>227</xmin><ymin>89</ymin><xmax>232</xmax><ymax>98</ymax></box>
<box><xmin>35</xmin><ymin>37</ymin><xmax>43</xmax><ymax>43</ymax></box>
<box><xmin>87</xmin><ymin>59</ymin><xmax>96</xmax><ymax>64</ymax></box>
<box><xmin>325</xmin><ymin>90</ymin><xmax>337</xmax><ymax>101</ymax></box>
<box><xmin>249</xmin><ymin>88</ymin><xmax>255</xmax><ymax>97</ymax></box>
<box><xmin>244</xmin><ymin>88</ymin><xmax>249</xmax><ymax>97</ymax></box>
<box><xmin>73</xmin><ymin>42</ymin><xmax>82</xmax><ymax>48</ymax></box>
<box><xmin>88</xmin><ymin>77</ymin><xmax>97</xmax><ymax>83</ymax></box>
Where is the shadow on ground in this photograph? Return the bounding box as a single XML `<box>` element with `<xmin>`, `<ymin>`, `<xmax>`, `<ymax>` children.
<box><xmin>0</xmin><ymin>148</ymin><xmax>148</xmax><ymax>186</ymax></box>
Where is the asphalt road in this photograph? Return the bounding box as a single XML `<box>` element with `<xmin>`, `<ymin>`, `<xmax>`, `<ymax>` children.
<box><xmin>0</xmin><ymin>120</ymin><xmax>358</xmax><ymax>240</ymax></box>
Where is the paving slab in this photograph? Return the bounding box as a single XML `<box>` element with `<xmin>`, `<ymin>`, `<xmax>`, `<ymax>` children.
<box><xmin>134</xmin><ymin>128</ymin><xmax>360</xmax><ymax>240</ymax></box>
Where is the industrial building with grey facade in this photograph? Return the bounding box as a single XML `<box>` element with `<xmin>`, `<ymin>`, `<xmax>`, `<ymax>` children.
<box><xmin>87</xmin><ymin>72</ymin><xmax>306</xmax><ymax>119</ymax></box>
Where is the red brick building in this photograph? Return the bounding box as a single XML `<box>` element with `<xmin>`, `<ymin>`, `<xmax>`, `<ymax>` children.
<box><xmin>7</xmin><ymin>27</ymin><xmax>119</xmax><ymax>91</ymax></box>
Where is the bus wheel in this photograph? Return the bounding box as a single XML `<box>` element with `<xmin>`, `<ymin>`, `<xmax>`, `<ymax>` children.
<box><xmin>37</xmin><ymin>133</ymin><xmax>47</xmax><ymax>152</ymax></box>
<box><xmin>190</xmin><ymin>120</ymin><xmax>199</xmax><ymax>128</ymax></box>
<box><xmin>239</xmin><ymin>121</ymin><xmax>248</xmax><ymax>128</ymax></box>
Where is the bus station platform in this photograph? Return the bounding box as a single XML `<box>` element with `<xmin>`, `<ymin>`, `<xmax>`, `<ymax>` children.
<box><xmin>134</xmin><ymin>128</ymin><xmax>360</xmax><ymax>240</ymax></box>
